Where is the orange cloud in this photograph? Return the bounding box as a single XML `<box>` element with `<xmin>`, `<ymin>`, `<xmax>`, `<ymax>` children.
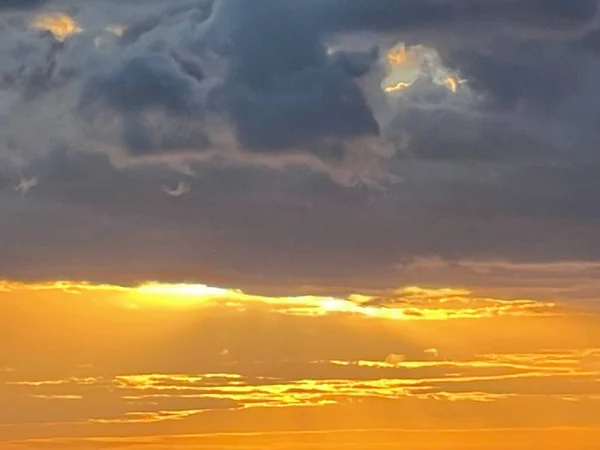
<box><xmin>29</xmin><ymin>13</ymin><xmax>82</xmax><ymax>41</ymax></box>
<box><xmin>0</xmin><ymin>280</ymin><xmax>558</xmax><ymax>320</ymax></box>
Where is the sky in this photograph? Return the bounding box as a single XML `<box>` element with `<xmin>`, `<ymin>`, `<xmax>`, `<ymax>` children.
<box><xmin>2</xmin><ymin>0</ymin><xmax>600</xmax><ymax>448</ymax></box>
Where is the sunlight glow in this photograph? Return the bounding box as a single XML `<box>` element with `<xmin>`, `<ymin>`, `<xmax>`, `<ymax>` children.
<box><xmin>29</xmin><ymin>12</ymin><xmax>125</xmax><ymax>47</ymax></box>
<box><xmin>444</xmin><ymin>76</ymin><xmax>459</xmax><ymax>93</ymax></box>
<box><xmin>383</xmin><ymin>43</ymin><xmax>466</xmax><ymax>95</ymax></box>
<box><xmin>0</xmin><ymin>280</ymin><xmax>558</xmax><ymax>321</ymax></box>
<box><xmin>30</xmin><ymin>13</ymin><xmax>82</xmax><ymax>41</ymax></box>
<box><xmin>384</xmin><ymin>81</ymin><xmax>411</xmax><ymax>93</ymax></box>
<box><xmin>137</xmin><ymin>283</ymin><xmax>230</xmax><ymax>297</ymax></box>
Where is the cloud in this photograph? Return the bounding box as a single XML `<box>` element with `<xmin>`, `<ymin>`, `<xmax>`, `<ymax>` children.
<box><xmin>385</xmin><ymin>353</ymin><xmax>406</xmax><ymax>365</ymax></box>
<box><xmin>81</xmin><ymin>55</ymin><xmax>199</xmax><ymax>116</ymax></box>
<box><xmin>1</xmin><ymin>0</ymin><xmax>599</xmax><ymax>169</ymax></box>
<box><xmin>79</xmin><ymin>54</ymin><xmax>211</xmax><ymax>156</ymax></box>
<box><xmin>0</xmin><ymin>0</ymin><xmax>390</xmax><ymax>182</ymax></box>
<box><xmin>89</xmin><ymin>409</ymin><xmax>208</xmax><ymax>424</ymax></box>
<box><xmin>163</xmin><ymin>181</ymin><xmax>191</xmax><ymax>197</ymax></box>
<box><xmin>5</xmin><ymin>347</ymin><xmax>600</xmax><ymax>425</ymax></box>
<box><xmin>0</xmin><ymin>280</ymin><xmax>559</xmax><ymax>321</ymax></box>
<box><xmin>3</xmin><ymin>0</ymin><xmax>600</xmax><ymax>287</ymax></box>
<box><xmin>0</xmin><ymin>0</ymin><xmax>48</xmax><ymax>11</ymax></box>
<box><xmin>424</xmin><ymin>349</ymin><xmax>440</xmax><ymax>358</ymax></box>
<box><xmin>15</xmin><ymin>176</ymin><xmax>38</xmax><ymax>195</ymax></box>
<box><xmin>212</xmin><ymin>0</ymin><xmax>380</xmax><ymax>156</ymax></box>
<box><xmin>29</xmin><ymin>12</ymin><xmax>82</xmax><ymax>41</ymax></box>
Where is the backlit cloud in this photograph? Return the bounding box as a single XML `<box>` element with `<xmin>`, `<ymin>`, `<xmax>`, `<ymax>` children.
<box><xmin>0</xmin><ymin>280</ymin><xmax>559</xmax><ymax>320</ymax></box>
<box><xmin>29</xmin><ymin>12</ymin><xmax>81</xmax><ymax>41</ymax></box>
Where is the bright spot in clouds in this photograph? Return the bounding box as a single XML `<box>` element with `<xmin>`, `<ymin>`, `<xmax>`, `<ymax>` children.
<box><xmin>30</xmin><ymin>13</ymin><xmax>82</xmax><ymax>41</ymax></box>
<box><xmin>136</xmin><ymin>283</ymin><xmax>230</xmax><ymax>297</ymax></box>
<box><xmin>384</xmin><ymin>43</ymin><xmax>465</xmax><ymax>94</ymax></box>
<box><xmin>29</xmin><ymin>12</ymin><xmax>125</xmax><ymax>44</ymax></box>
<box><xmin>0</xmin><ymin>280</ymin><xmax>556</xmax><ymax>321</ymax></box>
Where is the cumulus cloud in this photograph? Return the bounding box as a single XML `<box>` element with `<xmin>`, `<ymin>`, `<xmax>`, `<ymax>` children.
<box><xmin>0</xmin><ymin>0</ymin><xmax>396</xmax><ymax>185</ymax></box>
<box><xmin>2</xmin><ymin>0</ymin><xmax>599</xmax><ymax>174</ymax></box>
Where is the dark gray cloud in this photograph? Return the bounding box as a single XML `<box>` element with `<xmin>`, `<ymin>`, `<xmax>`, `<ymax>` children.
<box><xmin>3</xmin><ymin>147</ymin><xmax>600</xmax><ymax>294</ymax></box>
<box><xmin>221</xmin><ymin>68</ymin><xmax>379</xmax><ymax>156</ymax></box>
<box><xmin>319</xmin><ymin>0</ymin><xmax>598</xmax><ymax>32</ymax></box>
<box><xmin>0</xmin><ymin>0</ymin><xmax>48</xmax><ymax>10</ymax></box>
<box><xmin>207</xmin><ymin>0</ymin><xmax>380</xmax><ymax>156</ymax></box>
<box><xmin>82</xmin><ymin>55</ymin><xmax>198</xmax><ymax>114</ymax></box>
<box><xmin>79</xmin><ymin>54</ymin><xmax>210</xmax><ymax>155</ymax></box>
<box><xmin>450</xmin><ymin>40</ymin><xmax>590</xmax><ymax>111</ymax></box>
<box><xmin>330</xmin><ymin>47</ymin><xmax>380</xmax><ymax>78</ymax></box>
<box><xmin>2</xmin><ymin>0</ymin><xmax>600</xmax><ymax>291</ymax></box>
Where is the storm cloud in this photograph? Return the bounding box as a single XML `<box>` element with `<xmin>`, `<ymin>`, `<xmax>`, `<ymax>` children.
<box><xmin>2</xmin><ymin>0</ymin><xmax>600</xmax><ymax>292</ymax></box>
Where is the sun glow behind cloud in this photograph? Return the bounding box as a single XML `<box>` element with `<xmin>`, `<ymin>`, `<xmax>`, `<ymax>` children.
<box><xmin>136</xmin><ymin>283</ymin><xmax>231</xmax><ymax>297</ymax></box>
<box><xmin>29</xmin><ymin>12</ymin><xmax>124</xmax><ymax>45</ymax></box>
<box><xmin>29</xmin><ymin>13</ymin><xmax>82</xmax><ymax>41</ymax></box>
<box><xmin>384</xmin><ymin>43</ymin><xmax>465</xmax><ymax>94</ymax></box>
<box><xmin>0</xmin><ymin>280</ymin><xmax>560</xmax><ymax>321</ymax></box>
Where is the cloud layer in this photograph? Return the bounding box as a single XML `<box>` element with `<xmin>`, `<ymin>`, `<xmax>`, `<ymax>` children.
<box><xmin>2</xmin><ymin>0</ymin><xmax>600</xmax><ymax>288</ymax></box>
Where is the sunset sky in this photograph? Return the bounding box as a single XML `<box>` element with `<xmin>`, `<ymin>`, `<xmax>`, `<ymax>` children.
<box><xmin>2</xmin><ymin>1</ymin><xmax>600</xmax><ymax>449</ymax></box>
